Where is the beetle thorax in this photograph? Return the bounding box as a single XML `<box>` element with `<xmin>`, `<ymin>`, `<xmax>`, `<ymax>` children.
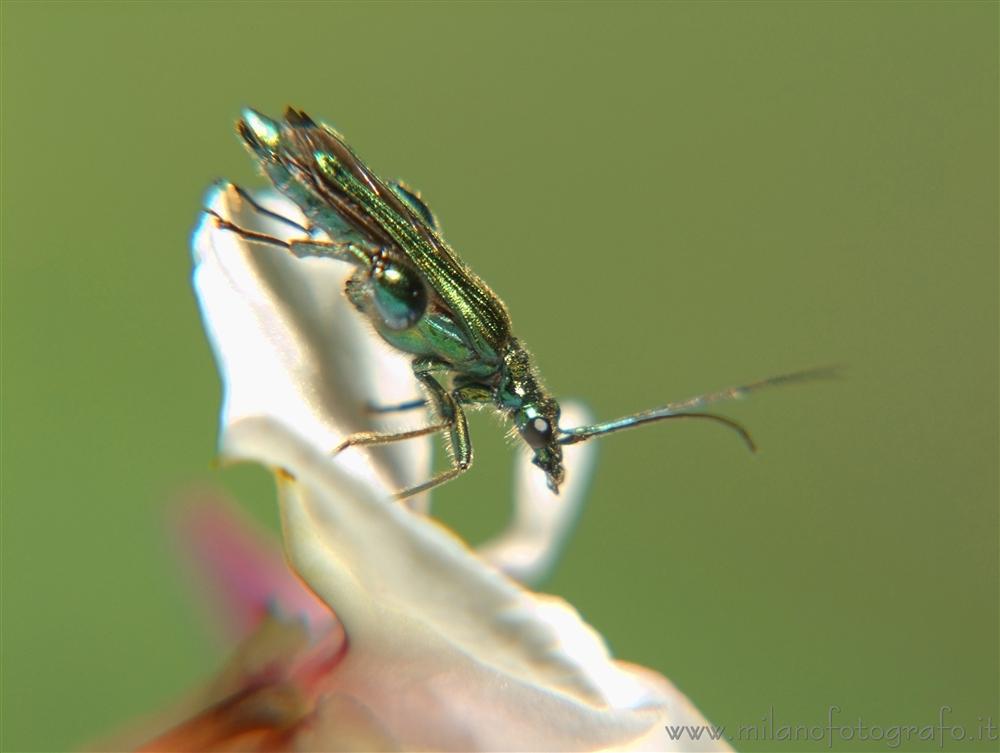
<box><xmin>497</xmin><ymin>340</ymin><xmax>542</xmax><ymax>408</ymax></box>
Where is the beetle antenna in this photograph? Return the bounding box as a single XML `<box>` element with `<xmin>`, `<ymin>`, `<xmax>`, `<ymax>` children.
<box><xmin>557</xmin><ymin>366</ymin><xmax>839</xmax><ymax>447</ymax></box>
<box><xmin>558</xmin><ymin>410</ymin><xmax>755</xmax><ymax>450</ymax></box>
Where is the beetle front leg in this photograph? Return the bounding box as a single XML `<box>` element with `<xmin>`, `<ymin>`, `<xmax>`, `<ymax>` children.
<box><xmin>332</xmin><ymin>360</ymin><xmax>474</xmax><ymax>499</ymax></box>
<box><xmin>393</xmin><ymin>370</ymin><xmax>473</xmax><ymax>500</ymax></box>
<box><xmin>334</xmin><ymin>361</ymin><xmax>452</xmax><ymax>453</ymax></box>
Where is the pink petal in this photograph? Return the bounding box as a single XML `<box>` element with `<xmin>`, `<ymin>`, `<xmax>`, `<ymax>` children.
<box><xmin>172</xmin><ymin>489</ymin><xmax>334</xmax><ymax>639</ymax></box>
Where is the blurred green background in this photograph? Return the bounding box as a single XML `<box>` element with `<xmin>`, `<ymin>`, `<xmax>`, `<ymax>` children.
<box><xmin>2</xmin><ymin>2</ymin><xmax>996</xmax><ymax>751</ymax></box>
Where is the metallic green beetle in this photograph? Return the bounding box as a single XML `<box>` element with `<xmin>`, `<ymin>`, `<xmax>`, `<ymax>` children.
<box><xmin>208</xmin><ymin>107</ymin><xmax>825</xmax><ymax>499</ymax></box>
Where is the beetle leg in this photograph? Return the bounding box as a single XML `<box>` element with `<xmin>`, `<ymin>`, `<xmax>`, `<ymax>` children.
<box><xmin>332</xmin><ymin>361</ymin><xmax>475</xmax><ymax>499</ymax></box>
<box><xmin>451</xmin><ymin>383</ymin><xmax>494</xmax><ymax>406</ymax></box>
<box><xmin>393</xmin><ymin>369</ymin><xmax>473</xmax><ymax>499</ymax></box>
<box><xmin>365</xmin><ymin>397</ymin><xmax>428</xmax><ymax>414</ymax></box>
<box><xmin>224</xmin><ymin>182</ymin><xmax>313</xmax><ymax>235</ymax></box>
<box><xmin>366</xmin><ymin>384</ymin><xmax>490</xmax><ymax>414</ymax></box>
<box><xmin>206</xmin><ymin>209</ymin><xmax>370</xmax><ymax>266</ymax></box>
<box><xmin>331</xmin><ymin>418</ymin><xmax>453</xmax><ymax>453</ymax></box>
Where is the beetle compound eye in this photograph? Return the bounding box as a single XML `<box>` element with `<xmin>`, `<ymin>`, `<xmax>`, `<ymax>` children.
<box><xmin>372</xmin><ymin>261</ymin><xmax>427</xmax><ymax>330</ymax></box>
<box><xmin>520</xmin><ymin>416</ymin><xmax>553</xmax><ymax>449</ymax></box>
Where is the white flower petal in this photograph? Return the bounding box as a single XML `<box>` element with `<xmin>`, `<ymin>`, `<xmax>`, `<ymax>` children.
<box><xmin>478</xmin><ymin>401</ymin><xmax>598</xmax><ymax>584</ymax></box>
<box><xmin>191</xmin><ymin>184</ymin><xmax>430</xmax><ymax>499</ymax></box>
<box><xmin>225</xmin><ymin>416</ymin><xmax>729</xmax><ymax>752</ymax></box>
